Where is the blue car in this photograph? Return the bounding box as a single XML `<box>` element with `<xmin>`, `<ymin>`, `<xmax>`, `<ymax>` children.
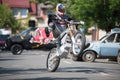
<box><xmin>81</xmin><ymin>28</ymin><xmax>120</xmax><ymax>63</ymax></box>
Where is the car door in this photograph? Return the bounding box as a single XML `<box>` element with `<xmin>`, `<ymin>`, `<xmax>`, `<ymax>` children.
<box><xmin>100</xmin><ymin>33</ymin><xmax>120</xmax><ymax>56</ymax></box>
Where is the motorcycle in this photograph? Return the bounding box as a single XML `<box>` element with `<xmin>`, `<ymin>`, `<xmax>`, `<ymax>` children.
<box><xmin>46</xmin><ymin>19</ymin><xmax>86</xmax><ymax>72</ymax></box>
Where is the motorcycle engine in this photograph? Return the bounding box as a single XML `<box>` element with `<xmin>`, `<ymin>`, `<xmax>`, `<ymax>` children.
<box><xmin>58</xmin><ymin>34</ymin><xmax>71</xmax><ymax>58</ymax></box>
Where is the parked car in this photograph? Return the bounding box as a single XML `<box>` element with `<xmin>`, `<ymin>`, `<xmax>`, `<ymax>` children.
<box><xmin>6</xmin><ymin>27</ymin><xmax>55</xmax><ymax>55</ymax></box>
<box><xmin>81</xmin><ymin>28</ymin><xmax>120</xmax><ymax>63</ymax></box>
<box><xmin>0</xmin><ymin>28</ymin><xmax>11</xmax><ymax>50</ymax></box>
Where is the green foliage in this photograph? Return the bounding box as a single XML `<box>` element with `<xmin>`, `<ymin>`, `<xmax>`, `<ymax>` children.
<box><xmin>0</xmin><ymin>4</ymin><xmax>11</xmax><ymax>28</ymax></box>
<box><xmin>0</xmin><ymin>4</ymin><xmax>19</xmax><ymax>33</ymax></box>
<box><xmin>64</xmin><ymin>0</ymin><xmax>120</xmax><ymax>31</ymax></box>
<box><xmin>35</xmin><ymin>0</ymin><xmax>120</xmax><ymax>31</ymax></box>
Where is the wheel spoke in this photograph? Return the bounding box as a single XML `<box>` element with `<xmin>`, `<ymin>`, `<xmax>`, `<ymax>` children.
<box><xmin>47</xmin><ymin>48</ymin><xmax>60</xmax><ymax>72</ymax></box>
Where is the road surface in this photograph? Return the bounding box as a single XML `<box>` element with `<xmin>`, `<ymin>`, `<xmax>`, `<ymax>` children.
<box><xmin>0</xmin><ymin>50</ymin><xmax>120</xmax><ymax>80</ymax></box>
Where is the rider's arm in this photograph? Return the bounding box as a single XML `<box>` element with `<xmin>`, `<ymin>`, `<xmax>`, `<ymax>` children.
<box><xmin>48</xmin><ymin>14</ymin><xmax>57</xmax><ymax>30</ymax></box>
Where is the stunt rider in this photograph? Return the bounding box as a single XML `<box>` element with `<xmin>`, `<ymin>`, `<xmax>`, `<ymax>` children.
<box><xmin>48</xmin><ymin>3</ymin><xmax>72</xmax><ymax>38</ymax></box>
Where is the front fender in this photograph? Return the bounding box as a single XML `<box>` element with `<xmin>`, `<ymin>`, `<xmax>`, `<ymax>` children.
<box><xmin>83</xmin><ymin>42</ymin><xmax>100</xmax><ymax>55</ymax></box>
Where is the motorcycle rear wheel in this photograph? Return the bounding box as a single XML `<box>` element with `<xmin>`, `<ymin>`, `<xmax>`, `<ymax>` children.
<box><xmin>46</xmin><ymin>48</ymin><xmax>60</xmax><ymax>72</ymax></box>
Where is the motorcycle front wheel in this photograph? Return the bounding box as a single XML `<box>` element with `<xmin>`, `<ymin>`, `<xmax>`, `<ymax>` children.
<box><xmin>72</xmin><ymin>31</ymin><xmax>86</xmax><ymax>58</ymax></box>
<box><xmin>46</xmin><ymin>48</ymin><xmax>60</xmax><ymax>72</ymax></box>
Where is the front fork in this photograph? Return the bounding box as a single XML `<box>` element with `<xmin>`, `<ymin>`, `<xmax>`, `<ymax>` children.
<box><xmin>55</xmin><ymin>24</ymin><xmax>78</xmax><ymax>58</ymax></box>
<box><xmin>68</xmin><ymin>24</ymin><xmax>80</xmax><ymax>56</ymax></box>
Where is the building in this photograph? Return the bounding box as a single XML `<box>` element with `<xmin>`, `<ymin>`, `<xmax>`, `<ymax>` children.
<box><xmin>36</xmin><ymin>3</ymin><xmax>53</xmax><ymax>27</ymax></box>
<box><xmin>0</xmin><ymin>0</ymin><xmax>52</xmax><ymax>27</ymax></box>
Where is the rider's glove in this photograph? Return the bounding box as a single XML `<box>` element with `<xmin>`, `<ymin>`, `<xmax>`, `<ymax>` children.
<box><xmin>80</xmin><ymin>21</ymin><xmax>85</xmax><ymax>25</ymax></box>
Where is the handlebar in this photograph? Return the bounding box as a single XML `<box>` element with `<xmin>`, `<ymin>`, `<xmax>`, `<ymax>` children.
<box><xmin>64</xmin><ymin>19</ymin><xmax>85</xmax><ymax>25</ymax></box>
<box><xmin>55</xmin><ymin>14</ymin><xmax>85</xmax><ymax>25</ymax></box>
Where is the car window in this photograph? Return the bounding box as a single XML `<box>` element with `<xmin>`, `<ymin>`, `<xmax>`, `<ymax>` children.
<box><xmin>19</xmin><ymin>27</ymin><xmax>36</xmax><ymax>37</ymax></box>
<box><xmin>116</xmin><ymin>33</ymin><xmax>120</xmax><ymax>43</ymax></box>
<box><xmin>106</xmin><ymin>34</ymin><xmax>116</xmax><ymax>42</ymax></box>
<box><xmin>19</xmin><ymin>29</ymin><xmax>28</xmax><ymax>37</ymax></box>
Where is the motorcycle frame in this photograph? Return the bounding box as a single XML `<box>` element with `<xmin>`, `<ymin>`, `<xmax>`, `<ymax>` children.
<box><xmin>56</xmin><ymin>24</ymin><xmax>78</xmax><ymax>58</ymax></box>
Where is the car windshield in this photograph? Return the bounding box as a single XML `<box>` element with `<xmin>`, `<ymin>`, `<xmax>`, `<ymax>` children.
<box><xmin>99</xmin><ymin>32</ymin><xmax>120</xmax><ymax>43</ymax></box>
<box><xmin>99</xmin><ymin>35</ymin><xmax>108</xmax><ymax>41</ymax></box>
<box><xmin>19</xmin><ymin>29</ymin><xmax>29</xmax><ymax>37</ymax></box>
<box><xmin>19</xmin><ymin>27</ymin><xmax>37</xmax><ymax>37</ymax></box>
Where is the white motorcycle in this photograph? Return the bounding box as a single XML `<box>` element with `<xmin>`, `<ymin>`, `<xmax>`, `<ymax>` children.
<box><xmin>46</xmin><ymin>19</ymin><xmax>86</xmax><ymax>72</ymax></box>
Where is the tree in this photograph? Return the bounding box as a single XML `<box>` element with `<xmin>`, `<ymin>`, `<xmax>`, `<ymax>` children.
<box><xmin>64</xmin><ymin>0</ymin><xmax>120</xmax><ymax>32</ymax></box>
<box><xmin>0</xmin><ymin>4</ymin><xmax>20</xmax><ymax>33</ymax></box>
<box><xmin>36</xmin><ymin>0</ymin><xmax>120</xmax><ymax>32</ymax></box>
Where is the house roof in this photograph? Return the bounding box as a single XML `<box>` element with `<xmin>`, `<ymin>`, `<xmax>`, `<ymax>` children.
<box><xmin>1</xmin><ymin>0</ymin><xmax>30</xmax><ymax>8</ymax></box>
<box><xmin>1</xmin><ymin>0</ymin><xmax>36</xmax><ymax>15</ymax></box>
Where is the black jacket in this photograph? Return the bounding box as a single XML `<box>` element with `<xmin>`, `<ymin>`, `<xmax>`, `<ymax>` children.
<box><xmin>48</xmin><ymin>13</ymin><xmax>71</xmax><ymax>26</ymax></box>
<box><xmin>47</xmin><ymin>13</ymin><xmax>72</xmax><ymax>38</ymax></box>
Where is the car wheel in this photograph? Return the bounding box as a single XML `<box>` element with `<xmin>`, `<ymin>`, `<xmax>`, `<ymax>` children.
<box><xmin>11</xmin><ymin>44</ymin><xmax>23</xmax><ymax>55</ymax></box>
<box><xmin>82</xmin><ymin>51</ymin><xmax>96</xmax><ymax>62</ymax></box>
<box><xmin>117</xmin><ymin>51</ymin><xmax>120</xmax><ymax>64</ymax></box>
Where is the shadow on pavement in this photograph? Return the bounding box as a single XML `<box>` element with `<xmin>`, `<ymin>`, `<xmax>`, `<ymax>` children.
<box><xmin>1</xmin><ymin>66</ymin><xmax>120</xmax><ymax>75</ymax></box>
<box><xmin>0</xmin><ymin>66</ymin><xmax>120</xmax><ymax>80</ymax></box>
<box><xmin>15</xmin><ymin>77</ymin><xmax>88</xmax><ymax>80</ymax></box>
<box><xmin>0</xmin><ymin>58</ymin><xmax>21</xmax><ymax>61</ymax></box>
<box><xmin>57</xmin><ymin>66</ymin><xmax>120</xmax><ymax>74</ymax></box>
<box><xmin>0</xmin><ymin>67</ymin><xmax>47</xmax><ymax>74</ymax></box>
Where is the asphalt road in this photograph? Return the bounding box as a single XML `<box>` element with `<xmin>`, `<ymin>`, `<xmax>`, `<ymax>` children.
<box><xmin>0</xmin><ymin>50</ymin><xmax>120</xmax><ymax>80</ymax></box>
